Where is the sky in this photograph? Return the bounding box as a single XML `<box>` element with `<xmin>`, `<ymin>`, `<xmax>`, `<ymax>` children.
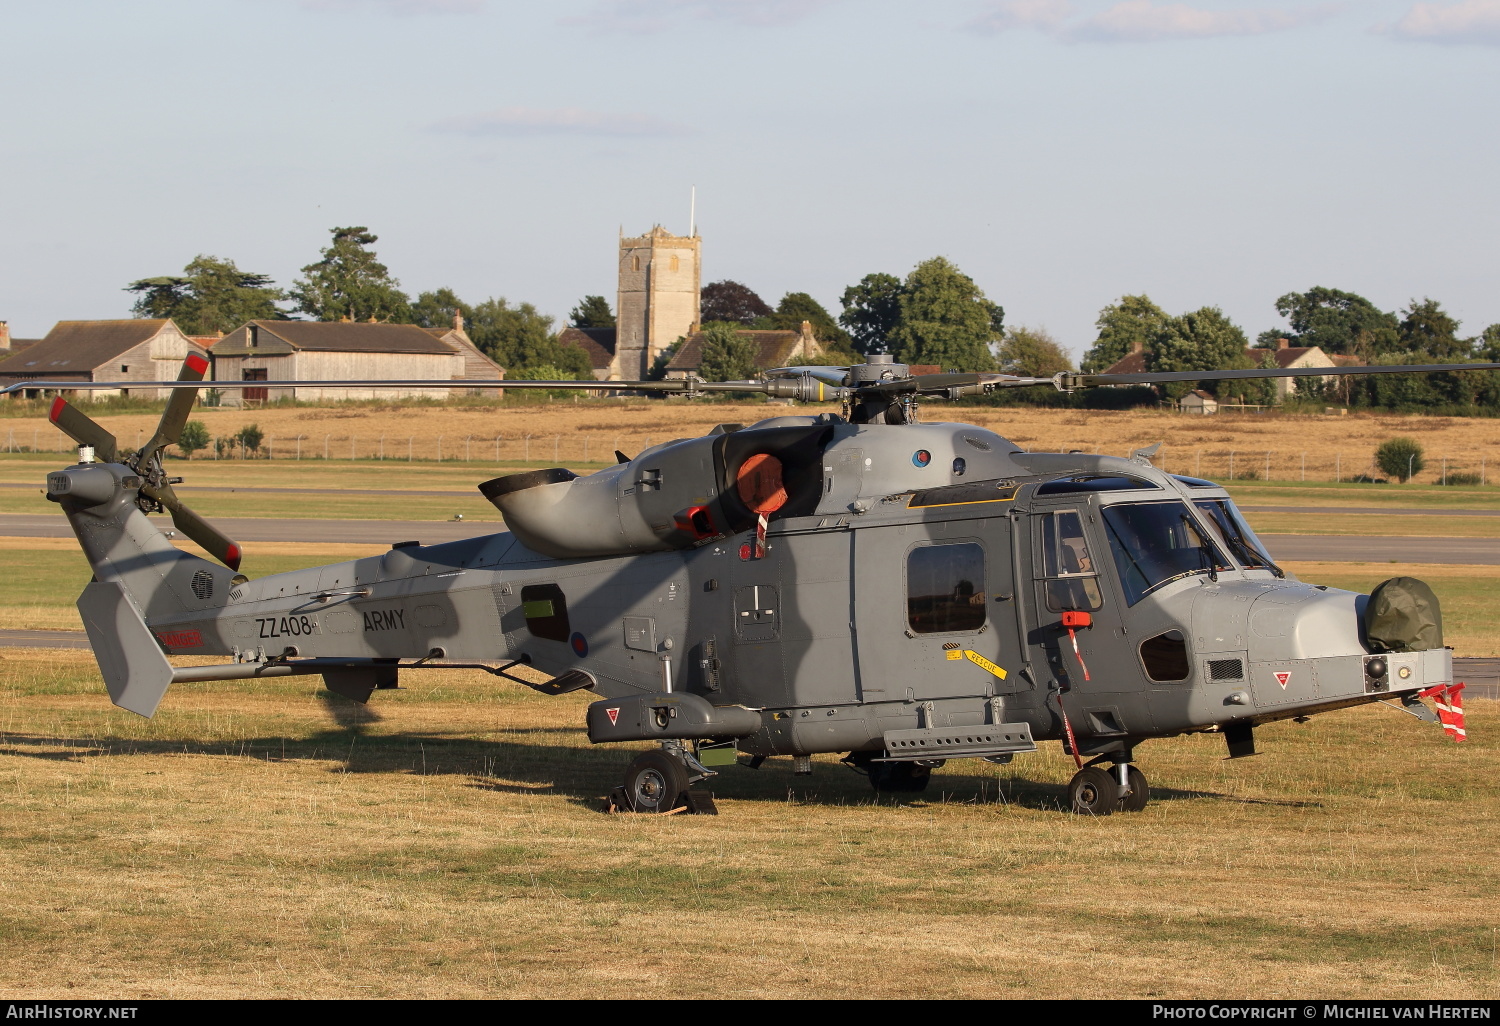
<box><xmin>1</xmin><ymin>0</ymin><xmax>1496</xmax><ymax>359</ymax></box>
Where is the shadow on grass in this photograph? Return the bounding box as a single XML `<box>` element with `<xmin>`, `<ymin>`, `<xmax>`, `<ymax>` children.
<box><xmin>0</xmin><ymin>692</ymin><xmax>1320</xmax><ymax>814</ymax></box>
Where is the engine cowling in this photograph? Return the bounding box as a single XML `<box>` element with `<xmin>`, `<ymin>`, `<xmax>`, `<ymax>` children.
<box><xmin>479</xmin><ymin>419</ymin><xmax>835</xmax><ymax>559</ymax></box>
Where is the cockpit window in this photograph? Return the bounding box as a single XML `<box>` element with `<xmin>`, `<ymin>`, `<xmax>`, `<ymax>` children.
<box><xmin>1193</xmin><ymin>498</ymin><xmax>1279</xmax><ymax>571</ymax></box>
<box><xmin>1101</xmin><ymin>501</ymin><xmax>1231</xmax><ymax>605</ymax></box>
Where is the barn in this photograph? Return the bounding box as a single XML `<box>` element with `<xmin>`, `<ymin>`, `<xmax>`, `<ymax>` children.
<box><xmin>0</xmin><ymin>319</ymin><xmax>207</xmax><ymax>399</ymax></box>
<box><xmin>209</xmin><ymin>321</ymin><xmax>504</xmax><ymax>405</ymax></box>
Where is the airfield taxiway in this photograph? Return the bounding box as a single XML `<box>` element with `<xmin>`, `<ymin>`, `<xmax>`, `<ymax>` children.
<box><xmin>0</xmin><ymin>512</ymin><xmax>1496</xmax><ymax>563</ymax></box>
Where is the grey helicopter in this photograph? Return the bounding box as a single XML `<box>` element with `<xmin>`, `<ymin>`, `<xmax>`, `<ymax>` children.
<box><xmin>10</xmin><ymin>350</ymin><xmax>1475</xmax><ymax>815</ymax></box>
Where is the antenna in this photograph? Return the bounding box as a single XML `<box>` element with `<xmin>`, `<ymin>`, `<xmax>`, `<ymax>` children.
<box><xmin>689</xmin><ymin>185</ymin><xmax>696</xmax><ymax>237</ymax></box>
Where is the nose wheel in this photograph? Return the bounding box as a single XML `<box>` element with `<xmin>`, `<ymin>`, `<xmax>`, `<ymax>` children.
<box><xmin>1068</xmin><ymin>762</ymin><xmax>1149</xmax><ymax>815</ymax></box>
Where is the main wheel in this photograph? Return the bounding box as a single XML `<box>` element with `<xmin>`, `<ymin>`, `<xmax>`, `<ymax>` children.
<box><xmin>1118</xmin><ymin>766</ymin><xmax>1149</xmax><ymax>813</ymax></box>
<box><xmin>869</xmin><ymin>760</ymin><xmax>933</xmax><ymax>794</ymax></box>
<box><xmin>623</xmin><ymin>751</ymin><xmax>689</xmax><ymax>813</ymax></box>
<box><xmin>1068</xmin><ymin>766</ymin><xmax>1117</xmax><ymax>816</ymax></box>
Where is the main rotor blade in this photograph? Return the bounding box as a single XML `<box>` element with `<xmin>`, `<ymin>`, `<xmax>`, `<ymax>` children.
<box><xmin>47</xmin><ymin>398</ymin><xmax>118</xmax><ymax>462</ymax></box>
<box><xmin>1</xmin><ymin>376</ymin><xmax>845</xmax><ymax>401</ymax></box>
<box><xmin>1063</xmin><ymin>361</ymin><xmax>1500</xmax><ymax>388</ymax></box>
<box><xmin>143</xmin><ymin>481</ymin><xmax>242</xmax><ymax>571</ymax></box>
<box><xmin>138</xmin><ymin>351</ymin><xmax>209</xmax><ymax>465</ymax></box>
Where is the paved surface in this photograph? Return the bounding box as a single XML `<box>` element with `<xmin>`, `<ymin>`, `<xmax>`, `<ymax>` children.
<box><xmin>6</xmin><ymin>512</ymin><xmax>1500</xmax><ymax>563</ymax></box>
<box><xmin>1260</xmin><ymin>534</ymin><xmax>1500</xmax><ymax>565</ymax></box>
<box><xmin>0</xmin><ymin>513</ymin><xmax>497</xmax><ymax>545</ymax></box>
<box><xmin>1242</xmin><ymin>505</ymin><xmax>1500</xmax><ymax>517</ymax></box>
<box><xmin>0</xmin><ymin>482</ymin><xmax>477</xmax><ymax>498</ymax></box>
<box><xmin>0</xmin><ymin>629</ymin><xmax>92</xmax><ymax>650</ymax></box>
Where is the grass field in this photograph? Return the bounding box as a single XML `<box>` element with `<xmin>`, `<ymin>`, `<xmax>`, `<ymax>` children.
<box><xmin>4</xmin><ymin>400</ymin><xmax>1500</xmax><ymax>485</ymax></box>
<box><xmin>0</xmin><ymin>648</ymin><xmax>1493</xmax><ymax>999</ymax></box>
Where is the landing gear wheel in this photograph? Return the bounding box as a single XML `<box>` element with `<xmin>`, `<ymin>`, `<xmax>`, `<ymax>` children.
<box><xmin>869</xmin><ymin>760</ymin><xmax>932</xmax><ymax>794</ymax></box>
<box><xmin>623</xmin><ymin>751</ymin><xmax>689</xmax><ymax>813</ymax></box>
<box><xmin>1069</xmin><ymin>765</ymin><xmax>1117</xmax><ymax>816</ymax></box>
<box><xmin>1117</xmin><ymin>766</ymin><xmax>1149</xmax><ymax>813</ymax></box>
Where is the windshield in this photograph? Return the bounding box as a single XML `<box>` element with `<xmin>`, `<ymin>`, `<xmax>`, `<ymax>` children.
<box><xmin>1193</xmin><ymin>498</ymin><xmax>1279</xmax><ymax>571</ymax></box>
<box><xmin>1101</xmin><ymin>501</ymin><xmax>1231</xmax><ymax>605</ymax></box>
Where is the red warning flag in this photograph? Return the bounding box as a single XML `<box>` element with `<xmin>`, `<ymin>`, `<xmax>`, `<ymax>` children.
<box><xmin>1419</xmin><ymin>683</ymin><xmax>1468</xmax><ymax>743</ymax></box>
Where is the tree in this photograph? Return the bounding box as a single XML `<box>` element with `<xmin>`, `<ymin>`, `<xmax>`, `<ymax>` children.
<box><xmin>466</xmin><ymin>298</ymin><xmax>590</xmax><ymax>379</ymax></box>
<box><xmin>409</xmin><ymin>288</ymin><xmax>473</xmax><ymax>332</ymax></box>
<box><xmin>176</xmin><ymin>420</ymin><xmax>210</xmax><ymax>458</ymax></box>
<box><xmin>698</xmin><ymin>322</ymin><xmax>758</xmax><ymax>382</ymax></box>
<box><xmin>290</xmin><ymin>226</ymin><xmax>411</xmax><ymax>323</ymax></box>
<box><xmin>700</xmin><ymin>280</ymin><xmax>772</xmax><ymax>325</ymax></box>
<box><xmin>569</xmin><ymin>295</ymin><xmax>615</xmax><ymax>329</ymax></box>
<box><xmin>1476</xmin><ymin>324</ymin><xmax>1500</xmax><ymax>362</ymax></box>
<box><xmin>126</xmin><ymin>255</ymin><xmax>285</xmax><ymax>335</ymax></box>
<box><xmin>887</xmin><ymin>257</ymin><xmax>998</xmax><ymax>372</ymax></box>
<box><xmin>997</xmin><ymin>326</ymin><xmax>1073</xmax><ymax>377</ymax></box>
<box><xmin>1266</xmin><ymin>287</ymin><xmax>1400</xmax><ymax>357</ymax></box>
<box><xmin>1081</xmin><ymin>295</ymin><xmax>1167</xmax><ymax>373</ymax></box>
<box><xmin>839</xmin><ymin>273</ymin><xmax>903</xmax><ymax>355</ymax></box>
<box><xmin>1376</xmin><ymin>437</ymin><xmax>1425</xmax><ymax>482</ymax></box>
<box><xmin>1145</xmin><ymin>307</ymin><xmax>1249</xmax><ymax>400</ymax></box>
<box><xmin>1217</xmin><ymin>348</ymin><xmax>1279</xmax><ymax>407</ymax></box>
<box><xmin>759</xmin><ymin>291</ymin><xmax>849</xmax><ymax>344</ymax></box>
<box><xmin>1399</xmin><ymin>298</ymin><xmax>1467</xmax><ymax>359</ymax></box>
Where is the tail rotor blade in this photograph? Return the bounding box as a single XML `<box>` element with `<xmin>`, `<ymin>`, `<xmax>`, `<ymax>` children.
<box><xmin>143</xmin><ymin>482</ymin><xmax>242</xmax><ymax>571</ymax></box>
<box><xmin>48</xmin><ymin>397</ymin><xmax>118</xmax><ymax>462</ymax></box>
<box><xmin>139</xmin><ymin>351</ymin><xmax>209</xmax><ymax>464</ymax></box>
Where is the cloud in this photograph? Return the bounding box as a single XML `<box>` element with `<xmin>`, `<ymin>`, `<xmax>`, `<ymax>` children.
<box><xmin>1389</xmin><ymin>0</ymin><xmax>1500</xmax><ymax>43</ymax></box>
<box><xmin>968</xmin><ymin>0</ymin><xmax>1076</xmax><ymax>33</ymax></box>
<box><xmin>566</xmin><ymin>0</ymin><xmax>838</xmax><ymax>33</ymax></box>
<box><xmin>298</xmin><ymin>0</ymin><xmax>483</xmax><ymax>13</ymax></box>
<box><xmin>968</xmin><ymin>0</ymin><xmax>1332</xmax><ymax>41</ymax></box>
<box><xmin>429</xmin><ymin>106</ymin><xmax>694</xmax><ymax>138</ymax></box>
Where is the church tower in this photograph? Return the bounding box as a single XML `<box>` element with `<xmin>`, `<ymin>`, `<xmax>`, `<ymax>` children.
<box><xmin>616</xmin><ymin>226</ymin><xmax>700</xmax><ymax>379</ymax></box>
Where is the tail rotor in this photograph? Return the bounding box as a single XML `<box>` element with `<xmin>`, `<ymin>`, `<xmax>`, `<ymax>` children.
<box><xmin>48</xmin><ymin>352</ymin><xmax>242</xmax><ymax>571</ymax></box>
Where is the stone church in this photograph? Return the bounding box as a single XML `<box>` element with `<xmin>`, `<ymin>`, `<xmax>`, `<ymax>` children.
<box><xmin>557</xmin><ymin>225</ymin><xmax>701</xmax><ymax>381</ymax></box>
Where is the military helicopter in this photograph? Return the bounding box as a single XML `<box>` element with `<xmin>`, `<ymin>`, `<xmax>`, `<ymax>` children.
<box><xmin>9</xmin><ymin>350</ymin><xmax>1479</xmax><ymax>815</ymax></box>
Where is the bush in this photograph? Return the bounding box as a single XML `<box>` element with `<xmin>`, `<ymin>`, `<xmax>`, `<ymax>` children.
<box><xmin>176</xmin><ymin>420</ymin><xmax>210</xmax><ymax>458</ymax></box>
<box><xmin>1350</xmin><ymin>474</ymin><xmax>1388</xmax><ymax>484</ymax></box>
<box><xmin>1375</xmin><ymin>437</ymin><xmax>1425</xmax><ymax>482</ymax></box>
<box><xmin>1437</xmin><ymin>472</ymin><xmax>1483</xmax><ymax>486</ymax></box>
<box><xmin>236</xmin><ymin>424</ymin><xmax>264</xmax><ymax>455</ymax></box>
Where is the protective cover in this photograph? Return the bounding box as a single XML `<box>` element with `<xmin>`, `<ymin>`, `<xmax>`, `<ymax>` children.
<box><xmin>1364</xmin><ymin>576</ymin><xmax>1444</xmax><ymax>652</ymax></box>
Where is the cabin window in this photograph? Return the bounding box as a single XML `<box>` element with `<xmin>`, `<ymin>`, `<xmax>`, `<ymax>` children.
<box><xmin>1141</xmin><ymin>630</ymin><xmax>1191</xmax><ymax>682</ymax></box>
<box><xmin>521</xmin><ymin>583</ymin><xmax>570</xmax><ymax>642</ymax></box>
<box><xmin>1039</xmin><ymin>510</ymin><xmax>1103</xmax><ymax>612</ymax></box>
<box><xmin>906</xmin><ymin>542</ymin><xmax>987</xmax><ymax>635</ymax></box>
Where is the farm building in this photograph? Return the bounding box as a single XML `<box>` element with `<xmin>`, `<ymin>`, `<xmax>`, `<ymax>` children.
<box><xmin>664</xmin><ymin>321</ymin><xmax>824</xmax><ymax>379</ymax></box>
<box><xmin>0</xmin><ymin>319</ymin><xmax>207</xmax><ymax>399</ymax></box>
<box><xmin>209</xmin><ymin>320</ymin><xmax>504</xmax><ymax>405</ymax></box>
<box><xmin>1179</xmin><ymin>389</ymin><xmax>1219</xmax><ymax>414</ymax></box>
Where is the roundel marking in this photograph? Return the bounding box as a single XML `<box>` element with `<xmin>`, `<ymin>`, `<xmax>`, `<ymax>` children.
<box><xmin>570</xmin><ymin>632</ymin><xmax>589</xmax><ymax>657</ymax></box>
<box><xmin>912</xmin><ymin>449</ymin><xmax>932</xmax><ymax>468</ymax></box>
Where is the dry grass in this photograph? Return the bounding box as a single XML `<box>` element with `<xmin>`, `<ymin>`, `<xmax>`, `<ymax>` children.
<box><xmin>4</xmin><ymin>403</ymin><xmax>1500</xmax><ymax>484</ymax></box>
<box><xmin>0</xmin><ymin>648</ymin><xmax>1495</xmax><ymax>999</ymax></box>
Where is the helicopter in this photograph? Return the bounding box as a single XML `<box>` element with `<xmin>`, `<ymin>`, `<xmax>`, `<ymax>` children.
<box><xmin>7</xmin><ymin>350</ymin><xmax>1479</xmax><ymax>815</ymax></box>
